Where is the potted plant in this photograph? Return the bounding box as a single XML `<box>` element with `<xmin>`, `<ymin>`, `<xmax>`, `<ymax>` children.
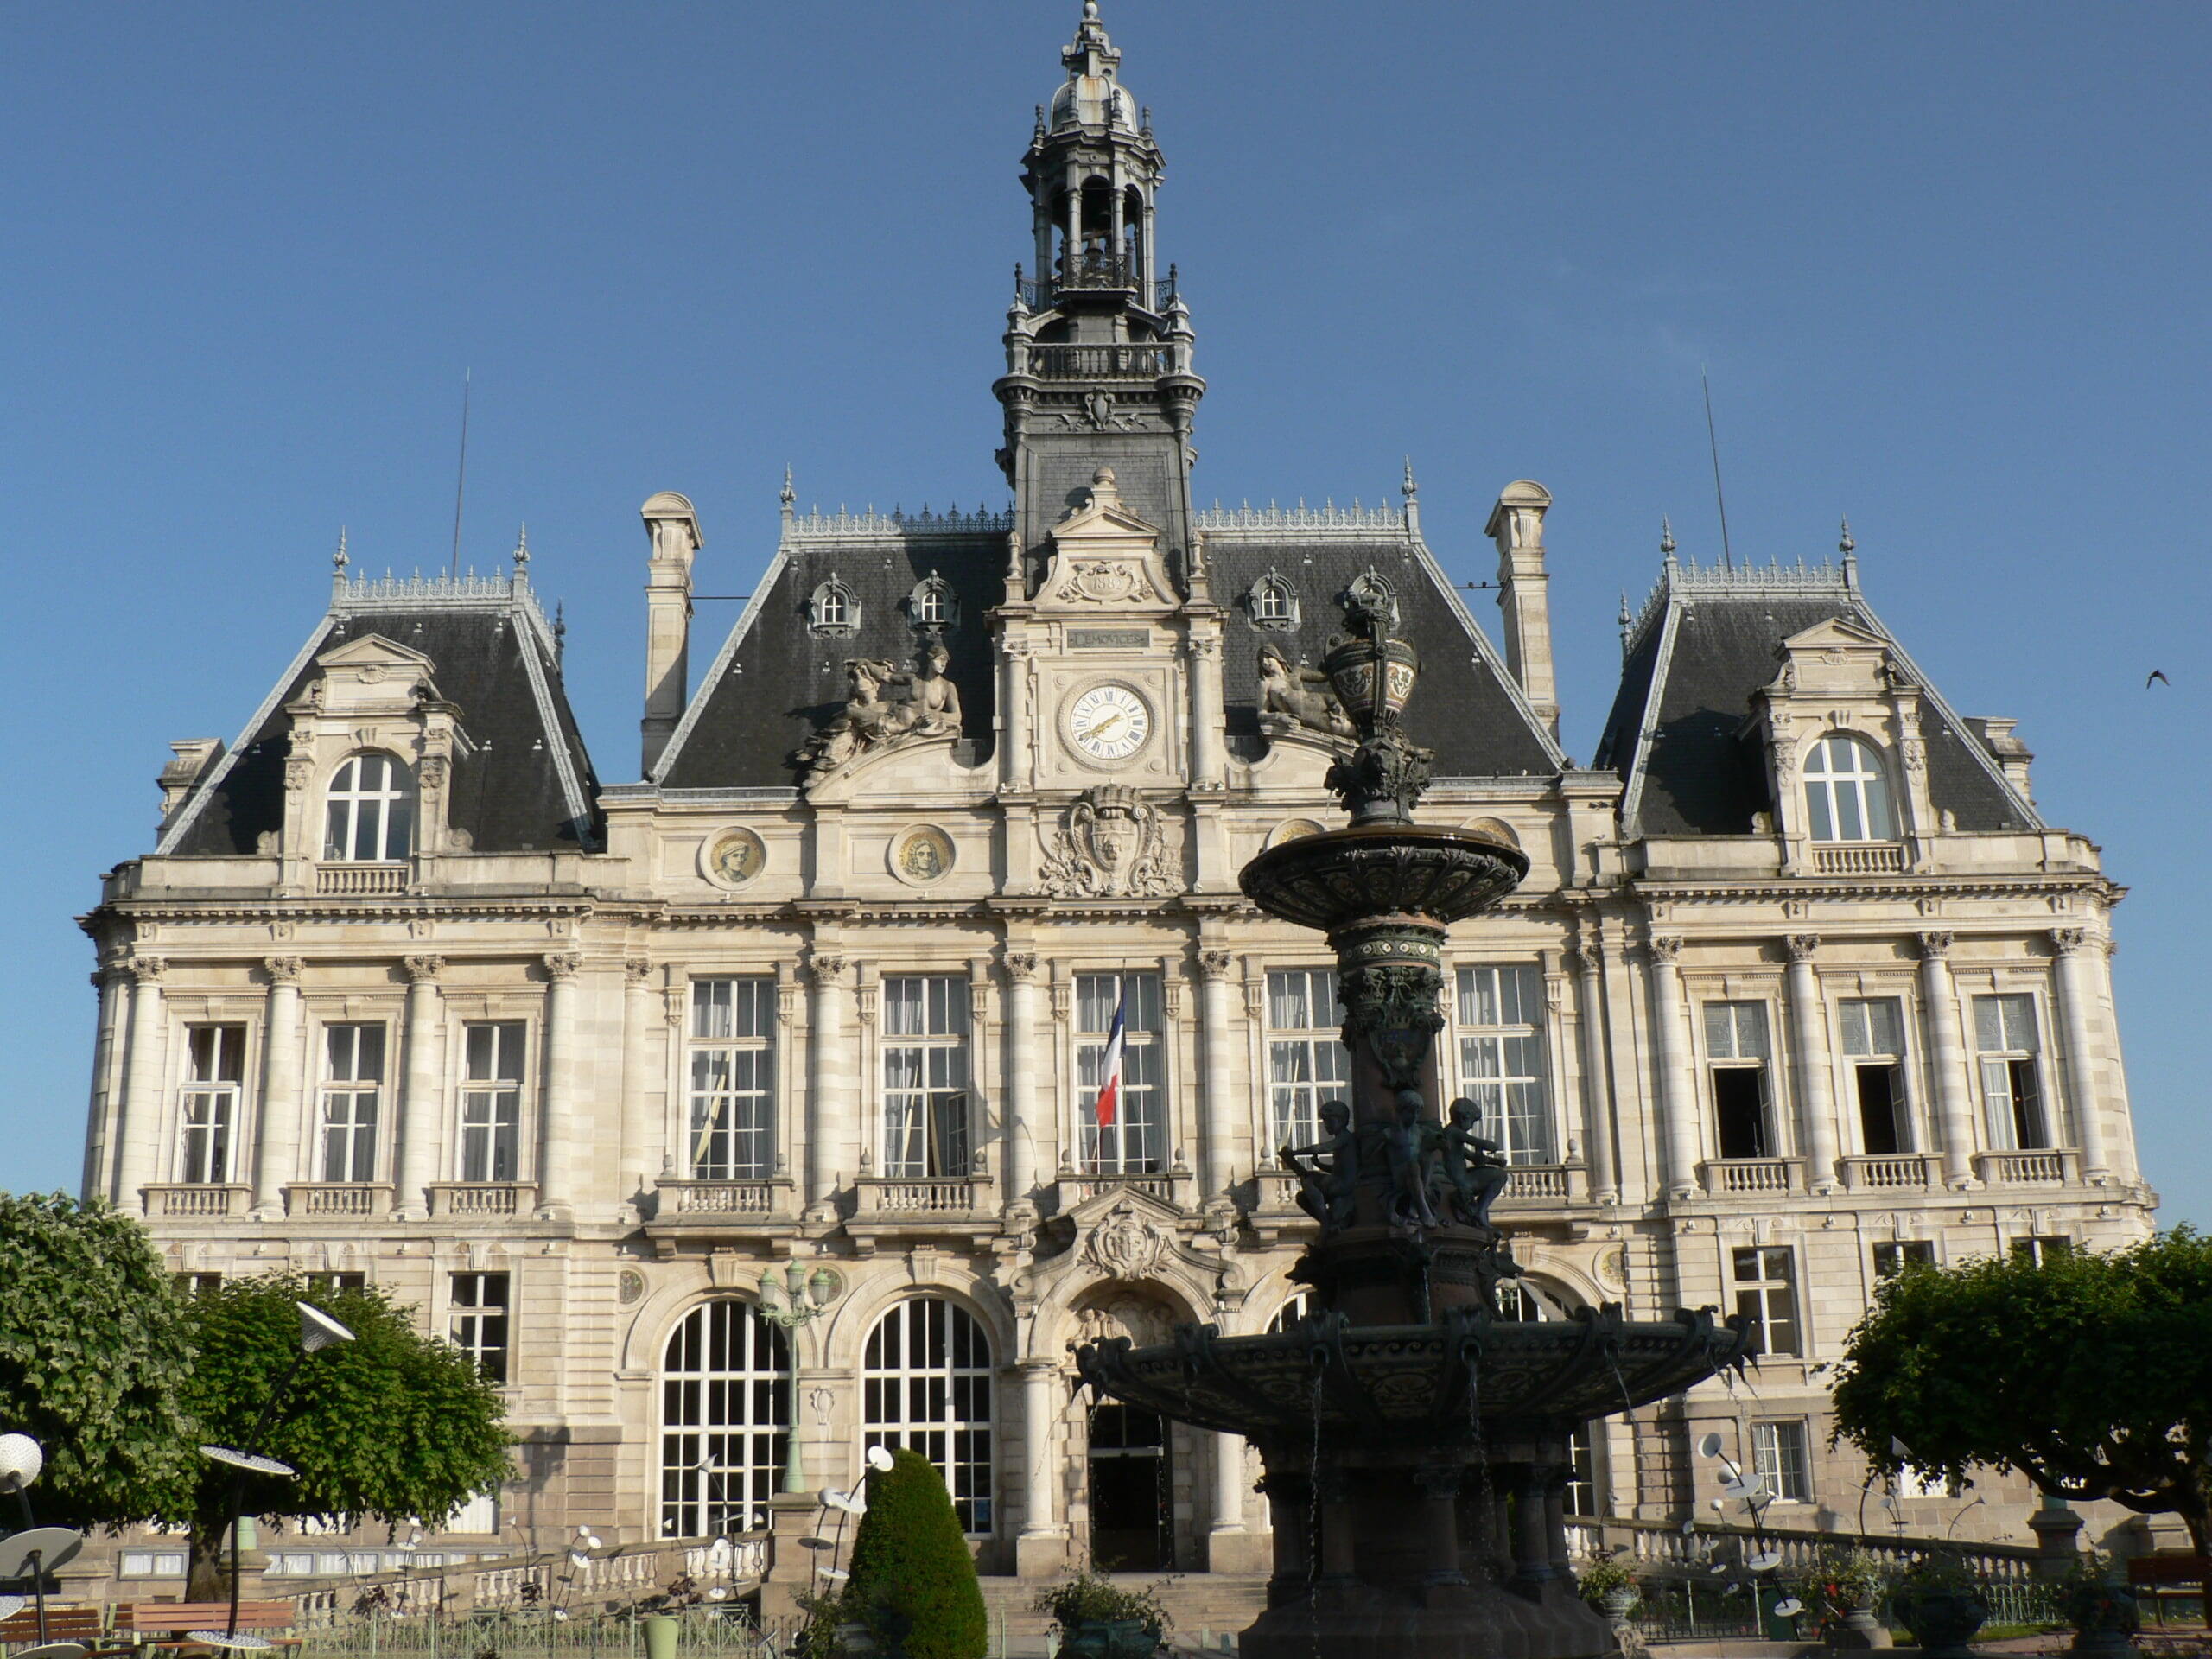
<box><xmin>1810</xmin><ymin>1548</ymin><xmax>1894</xmax><ymax>1649</ymax></box>
<box><xmin>1890</xmin><ymin>1552</ymin><xmax>1989</xmax><ymax>1659</ymax></box>
<box><xmin>1032</xmin><ymin>1570</ymin><xmax>1173</xmax><ymax>1659</ymax></box>
<box><xmin>1577</xmin><ymin>1556</ymin><xmax>1641</xmax><ymax>1620</ymax></box>
<box><xmin>2060</xmin><ymin>1554</ymin><xmax>2139</xmax><ymax>1657</ymax></box>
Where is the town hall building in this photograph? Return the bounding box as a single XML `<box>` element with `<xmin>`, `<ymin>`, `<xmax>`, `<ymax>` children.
<box><xmin>80</xmin><ymin>1</ymin><xmax>2156</xmax><ymax>1597</ymax></box>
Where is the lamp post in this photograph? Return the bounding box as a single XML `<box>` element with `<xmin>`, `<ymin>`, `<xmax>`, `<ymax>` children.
<box><xmin>194</xmin><ymin>1301</ymin><xmax>357</xmax><ymax>1649</ymax></box>
<box><xmin>757</xmin><ymin>1262</ymin><xmax>841</xmax><ymax>1496</ymax></box>
<box><xmin>0</xmin><ymin>1431</ymin><xmax>88</xmax><ymax>1659</ymax></box>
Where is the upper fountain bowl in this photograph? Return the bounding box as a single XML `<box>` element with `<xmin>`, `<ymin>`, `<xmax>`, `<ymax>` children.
<box><xmin>1240</xmin><ymin>823</ymin><xmax>1529</xmax><ymax>936</ymax></box>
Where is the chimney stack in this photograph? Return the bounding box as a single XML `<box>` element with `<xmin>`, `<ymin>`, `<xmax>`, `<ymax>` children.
<box><xmin>640</xmin><ymin>492</ymin><xmax>702</xmax><ymax>776</ymax></box>
<box><xmin>1484</xmin><ymin>480</ymin><xmax>1559</xmax><ymax>738</ymax></box>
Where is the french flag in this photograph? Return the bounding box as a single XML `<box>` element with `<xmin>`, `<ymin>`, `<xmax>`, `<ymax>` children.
<box><xmin>1095</xmin><ymin>981</ymin><xmax>1129</xmax><ymax>1128</ymax></box>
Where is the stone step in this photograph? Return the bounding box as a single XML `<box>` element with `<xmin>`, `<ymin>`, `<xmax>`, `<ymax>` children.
<box><xmin>976</xmin><ymin>1573</ymin><xmax>1268</xmax><ymax>1643</ymax></box>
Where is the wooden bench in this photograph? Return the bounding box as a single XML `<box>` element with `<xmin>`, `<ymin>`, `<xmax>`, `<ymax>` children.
<box><xmin>111</xmin><ymin>1604</ymin><xmax>301</xmax><ymax>1653</ymax></box>
<box><xmin>2126</xmin><ymin>1558</ymin><xmax>2210</xmax><ymax>1629</ymax></box>
<box><xmin>0</xmin><ymin>1605</ymin><xmax>106</xmax><ymax>1650</ymax></box>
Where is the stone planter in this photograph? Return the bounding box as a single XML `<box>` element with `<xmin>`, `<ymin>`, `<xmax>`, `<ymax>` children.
<box><xmin>642</xmin><ymin>1614</ymin><xmax>681</xmax><ymax>1659</ymax></box>
<box><xmin>1827</xmin><ymin>1603</ymin><xmax>1894</xmax><ymax>1650</ymax></box>
<box><xmin>1891</xmin><ymin>1586</ymin><xmax>1988</xmax><ymax>1659</ymax></box>
<box><xmin>1059</xmin><ymin>1618</ymin><xmax>1160</xmax><ymax>1659</ymax></box>
<box><xmin>2065</xmin><ymin>1580</ymin><xmax>2140</xmax><ymax>1657</ymax></box>
<box><xmin>1599</xmin><ymin>1586</ymin><xmax>1640</xmax><ymax>1621</ymax></box>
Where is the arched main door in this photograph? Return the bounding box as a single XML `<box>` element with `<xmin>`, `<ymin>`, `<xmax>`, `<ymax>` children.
<box><xmin>659</xmin><ymin>1300</ymin><xmax>789</xmax><ymax>1538</ymax></box>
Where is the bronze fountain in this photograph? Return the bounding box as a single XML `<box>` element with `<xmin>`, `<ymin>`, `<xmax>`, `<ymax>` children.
<box><xmin>1077</xmin><ymin>588</ymin><xmax>1750</xmax><ymax>1659</ymax></box>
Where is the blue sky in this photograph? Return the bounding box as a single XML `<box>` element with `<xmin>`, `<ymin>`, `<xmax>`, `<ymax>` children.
<box><xmin>3</xmin><ymin>3</ymin><xmax>2205</xmax><ymax>1220</ymax></box>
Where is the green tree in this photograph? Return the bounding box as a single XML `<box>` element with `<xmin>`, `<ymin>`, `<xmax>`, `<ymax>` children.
<box><xmin>170</xmin><ymin>1275</ymin><xmax>512</xmax><ymax>1598</ymax></box>
<box><xmin>844</xmin><ymin>1448</ymin><xmax>987</xmax><ymax>1659</ymax></box>
<box><xmin>0</xmin><ymin>1192</ymin><xmax>199</xmax><ymax>1529</ymax></box>
<box><xmin>1831</xmin><ymin>1228</ymin><xmax>2212</xmax><ymax>1555</ymax></box>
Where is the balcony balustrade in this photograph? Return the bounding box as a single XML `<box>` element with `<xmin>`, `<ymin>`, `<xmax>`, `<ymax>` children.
<box><xmin>428</xmin><ymin>1182</ymin><xmax>537</xmax><ymax>1217</ymax></box>
<box><xmin>1836</xmin><ymin>1154</ymin><xmax>1942</xmax><ymax>1192</ymax></box>
<box><xmin>143</xmin><ymin>1183</ymin><xmax>249</xmax><ymax>1218</ymax></box>
<box><xmin>1812</xmin><ymin>842</ymin><xmax>1908</xmax><ymax>875</ymax></box>
<box><xmin>1699</xmin><ymin>1157</ymin><xmax>1803</xmax><ymax>1198</ymax></box>
<box><xmin>852</xmin><ymin>1177</ymin><xmax>987</xmax><ymax>1219</ymax></box>
<box><xmin>285</xmin><ymin>1182</ymin><xmax>394</xmax><ymax>1217</ymax></box>
<box><xmin>1028</xmin><ymin>342</ymin><xmax>1175</xmax><ymax>381</ymax></box>
<box><xmin>1058</xmin><ymin>1166</ymin><xmax>1188</xmax><ymax>1209</ymax></box>
<box><xmin>1974</xmin><ymin>1147</ymin><xmax>2080</xmax><ymax>1185</ymax></box>
<box><xmin>316</xmin><ymin>862</ymin><xmax>410</xmax><ymax>896</ymax></box>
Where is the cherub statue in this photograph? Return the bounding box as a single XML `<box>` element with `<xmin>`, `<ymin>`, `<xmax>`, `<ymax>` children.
<box><xmin>1280</xmin><ymin>1099</ymin><xmax>1358</xmax><ymax>1230</ymax></box>
<box><xmin>1257</xmin><ymin>643</ymin><xmax>1355</xmax><ymax>738</ymax></box>
<box><xmin>1431</xmin><ymin>1096</ymin><xmax>1510</xmax><ymax>1230</ymax></box>
<box><xmin>1380</xmin><ymin>1087</ymin><xmax>1440</xmax><ymax>1230</ymax></box>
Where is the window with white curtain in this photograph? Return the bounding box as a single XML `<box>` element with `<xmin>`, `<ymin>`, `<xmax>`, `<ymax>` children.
<box><xmin>1076</xmin><ymin>973</ymin><xmax>1165</xmax><ymax>1173</ymax></box>
<box><xmin>1838</xmin><ymin>997</ymin><xmax>1910</xmax><ymax>1156</ymax></box>
<box><xmin>1751</xmin><ymin>1419</ymin><xmax>1813</xmax><ymax>1502</ymax></box>
<box><xmin>1704</xmin><ymin>1001</ymin><xmax>1774</xmax><ymax>1160</ymax></box>
<box><xmin>1454</xmin><ymin>965</ymin><xmax>1551</xmax><ymax>1161</ymax></box>
<box><xmin>690</xmin><ymin>979</ymin><xmax>775</xmax><ymax>1179</ymax></box>
<box><xmin>1802</xmin><ymin>734</ymin><xmax>1896</xmax><ymax>842</ymax></box>
<box><xmin>318</xmin><ymin>1024</ymin><xmax>385</xmax><ymax>1183</ymax></box>
<box><xmin>179</xmin><ymin>1026</ymin><xmax>245</xmax><ymax>1184</ymax></box>
<box><xmin>323</xmin><ymin>753</ymin><xmax>414</xmax><ymax>861</ymax></box>
<box><xmin>1974</xmin><ymin>994</ymin><xmax>2049</xmax><ymax>1150</ymax></box>
<box><xmin>1265</xmin><ymin>969</ymin><xmax>1348</xmax><ymax>1158</ymax></box>
<box><xmin>880</xmin><ymin>976</ymin><xmax>970</xmax><ymax>1178</ymax></box>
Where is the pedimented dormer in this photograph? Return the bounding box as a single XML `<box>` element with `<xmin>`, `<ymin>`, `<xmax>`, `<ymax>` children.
<box><xmin>1029</xmin><ymin>467</ymin><xmax>1180</xmax><ymax>615</ymax></box>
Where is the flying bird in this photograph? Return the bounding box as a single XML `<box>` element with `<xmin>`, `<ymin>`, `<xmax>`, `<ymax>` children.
<box><xmin>2147</xmin><ymin>671</ymin><xmax>2170</xmax><ymax>687</ymax></box>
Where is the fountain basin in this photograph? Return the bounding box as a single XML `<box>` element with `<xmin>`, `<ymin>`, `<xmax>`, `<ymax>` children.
<box><xmin>1238</xmin><ymin>824</ymin><xmax>1528</xmax><ymax>936</ymax></box>
<box><xmin>1077</xmin><ymin>1305</ymin><xmax>1751</xmax><ymax>1447</ymax></box>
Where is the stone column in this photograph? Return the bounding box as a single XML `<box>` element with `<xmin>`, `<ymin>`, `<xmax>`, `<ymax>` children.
<box><xmin>1196</xmin><ymin>949</ymin><xmax>1236</xmax><ymax>1198</ymax></box>
<box><xmin>396</xmin><ymin>956</ymin><xmax>444</xmax><ymax>1217</ymax></box>
<box><xmin>1014</xmin><ymin>1358</ymin><xmax>1066</xmax><ymax>1575</ymax></box>
<box><xmin>620</xmin><ymin>958</ymin><xmax>658</xmax><ymax>1209</ymax></box>
<box><xmin>1414</xmin><ymin>1465</ymin><xmax>1465</xmax><ymax>1586</ymax></box>
<box><xmin>805</xmin><ymin>951</ymin><xmax>855</xmax><ymax>1216</ymax></box>
<box><xmin>537</xmin><ymin>952</ymin><xmax>582</xmax><ymax>1218</ymax></box>
<box><xmin>1916</xmin><ymin>933</ymin><xmax>1978</xmax><ymax>1188</ymax></box>
<box><xmin>2092</xmin><ymin>938</ymin><xmax>2139</xmax><ymax>1180</ymax></box>
<box><xmin>251</xmin><ymin>957</ymin><xmax>306</xmax><ymax>1217</ymax></box>
<box><xmin>1001</xmin><ymin>644</ymin><xmax>1033</xmax><ymax>791</ymax></box>
<box><xmin>1003</xmin><ymin>953</ymin><xmax>1040</xmax><ymax>1205</ymax></box>
<box><xmin>113</xmin><ymin>957</ymin><xmax>168</xmax><ymax>1212</ymax></box>
<box><xmin>1210</xmin><ymin>1432</ymin><xmax>1246</xmax><ymax>1551</ymax></box>
<box><xmin>1644</xmin><ymin>937</ymin><xmax>1699</xmax><ymax>1198</ymax></box>
<box><xmin>1510</xmin><ymin>1466</ymin><xmax>1559</xmax><ymax>1582</ymax></box>
<box><xmin>1188</xmin><ymin>633</ymin><xmax>1224</xmax><ymax>788</ymax></box>
<box><xmin>80</xmin><ymin>967</ymin><xmax>127</xmax><ymax>1201</ymax></box>
<box><xmin>1567</xmin><ymin>942</ymin><xmax>1618</xmax><ymax>1202</ymax></box>
<box><xmin>2049</xmin><ymin>930</ymin><xmax>2111</xmax><ymax>1180</ymax></box>
<box><xmin>1784</xmin><ymin>936</ymin><xmax>1840</xmax><ymax>1192</ymax></box>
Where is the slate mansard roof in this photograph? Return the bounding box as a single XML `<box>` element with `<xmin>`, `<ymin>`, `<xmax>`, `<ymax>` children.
<box><xmin>1594</xmin><ymin>555</ymin><xmax>2039</xmax><ymax>838</ymax></box>
<box><xmin>652</xmin><ymin>497</ymin><xmax>1566</xmax><ymax>791</ymax></box>
<box><xmin>160</xmin><ymin>571</ymin><xmax>602</xmax><ymax>855</ymax></box>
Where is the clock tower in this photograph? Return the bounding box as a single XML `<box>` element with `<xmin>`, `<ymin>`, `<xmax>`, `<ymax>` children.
<box><xmin>990</xmin><ymin>6</ymin><xmax>1226</xmax><ymax>893</ymax></box>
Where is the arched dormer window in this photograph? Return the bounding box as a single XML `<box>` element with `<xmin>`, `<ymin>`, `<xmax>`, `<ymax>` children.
<box><xmin>1246</xmin><ymin>570</ymin><xmax>1298</xmax><ymax>631</ymax></box>
<box><xmin>809</xmin><ymin>576</ymin><xmax>859</xmax><ymax>637</ymax></box>
<box><xmin>324</xmin><ymin>752</ymin><xmax>413</xmax><ymax>861</ymax></box>
<box><xmin>908</xmin><ymin>572</ymin><xmax>957</xmax><ymax>630</ymax></box>
<box><xmin>1344</xmin><ymin>568</ymin><xmax>1400</xmax><ymax>631</ymax></box>
<box><xmin>1803</xmin><ymin>733</ymin><xmax>1896</xmax><ymax>842</ymax></box>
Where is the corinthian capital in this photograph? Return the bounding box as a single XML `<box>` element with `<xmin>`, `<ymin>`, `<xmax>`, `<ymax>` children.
<box><xmin>1003</xmin><ymin>950</ymin><xmax>1040</xmax><ymax>982</ymax></box>
<box><xmin>1784</xmin><ymin>934</ymin><xmax>1821</xmax><ymax>963</ymax></box>
<box><xmin>264</xmin><ymin>956</ymin><xmax>306</xmax><ymax>985</ymax></box>
<box><xmin>624</xmin><ymin>957</ymin><xmax>656</xmax><ymax>986</ymax></box>
<box><xmin>807</xmin><ymin>953</ymin><xmax>851</xmax><ymax>988</ymax></box>
<box><xmin>1916</xmin><ymin>931</ymin><xmax>1955</xmax><ymax>962</ymax></box>
<box><xmin>404</xmin><ymin>954</ymin><xmax>445</xmax><ymax>983</ymax></box>
<box><xmin>542</xmin><ymin>952</ymin><xmax>582</xmax><ymax>982</ymax></box>
<box><xmin>2049</xmin><ymin>927</ymin><xmax>2090</xmax><ymax>957</ymax></box>
<box><xmin>128</xmin><ymin>956</ymin><xmax>168</xmax><ymax>984</ymax></box>
<box><xmin>1196</xmin><ymin>949</ymin><xmax>1235</xmax><ymax>982</ymax></box>
<box><xmin>1646</xmin><ymin>934</ymin><xmax>1684</xmax><ymax>966</ymax></box>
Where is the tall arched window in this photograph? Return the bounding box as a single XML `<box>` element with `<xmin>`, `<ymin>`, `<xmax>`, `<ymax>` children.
<box><xmin>861</xmin><ymin>1297</ymin><xmax>994</xmax><ymax>1534</ymax></box>
<box><xmin>1266</xmin><ymin>1292</ymin><xmax>1315</xmax><ymax>1333</ymax></box>
<box><xmin>323</xmin><ymin>753</ymin><xmax>414</xmax><ymax>861</ymax></box>
<box><xmin>659</xmin><ymin>1300</ymin><xmax>790</xmax><ymax>1538</ymax></box>
<box><xmin>1802</xmin><ymin>734</ymin><xmax>1896</xmax><ymax>842</ymax></box>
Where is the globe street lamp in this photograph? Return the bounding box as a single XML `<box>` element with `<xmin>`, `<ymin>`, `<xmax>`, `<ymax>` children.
<box><xmin>0</xmin><ymin>1431</ymin><xmax>87</xmax><ymax>1659</ymax></box>
<box><xmin>756</xmin><ymin>1263</ymin><xmax>840</xmax><ymax>1495</ymax></box>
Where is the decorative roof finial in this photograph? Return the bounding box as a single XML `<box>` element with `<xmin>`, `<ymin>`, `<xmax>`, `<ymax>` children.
<box><xmin>333</xmin><ymin>526</ymin><xmax>349</xmax><ymax>573</ymax></box>
<box><xmin>1660</xmin><ymin>516</ymin><xmax>1676</xmax><ymax>558</ymax></box>
<box><xmin>1402</xmin><ymin>457</ymin><xmax>1418</xmax><ymax>499</ymax></box>
<box><xmin>781</xmin><ymin>466</ymin><xmax>796</xmax><ymax>510</ymax></box>
<box><xmin>1838</xmin><ymin>516</ymin><xmax>1855</xmax><ymax>556</ymax></box>
<box><xmin>554</xmin><ymin>601</ymin><xmax>567</xmax><ymax>654</ymax></box>
<box><xmin>512</xmin><ymin>523</ymin><xmax>530</xmax><ymax>570</ymax></box>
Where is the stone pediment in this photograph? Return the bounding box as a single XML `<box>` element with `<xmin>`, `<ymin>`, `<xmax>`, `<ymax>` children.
<box><xmin>1035</xmin><ymin>466</ymin><xmax>1179</xmax><ymax>615</ymax></box>
<box><xmin>302</xmin><ymin>633</ymin><xmax>444</xmax><ymax>715</ymax></box>
<box><xmin>1765</xmin><ymin>616</ymin><xmax>1897</xmax><ymax>698</ymax></box>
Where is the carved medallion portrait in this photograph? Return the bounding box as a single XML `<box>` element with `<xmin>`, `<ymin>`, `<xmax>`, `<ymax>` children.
<box><xmin>891</xmin><ymin>825</ymin><xmax>957</xmax><ymax>886</ymax></box>
<box><xmin>700</xmin><ymin>827</ymin><xmax>766</xmax><ymax>890</ymax></box>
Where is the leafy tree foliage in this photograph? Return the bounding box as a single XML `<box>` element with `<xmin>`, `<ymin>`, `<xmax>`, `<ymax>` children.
<box><xmin>1832</xmin><ymin>1228</ymin><xmax>2212</xmax><ymax>1554</ymax></box>
<box><xmin>0</xmin><ymin>1192</ymin><xmax>199</xmax><ymax>1529</ymax></box>
<box><xmin>171</xmin><ymin>1275</ymin><xmax>512</xmax><ymax>1596</ymax></box>
<box><xmin>844</xmin><ymin>1448</ymin><xmax>987</xmax><ymax>1659</ymax></box>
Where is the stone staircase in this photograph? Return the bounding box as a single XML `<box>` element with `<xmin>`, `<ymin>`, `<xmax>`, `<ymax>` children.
<box><xmin>976</xmin><ymin>1573</ymin><xmax>1268</xmax><ymax>1654</ymax></box>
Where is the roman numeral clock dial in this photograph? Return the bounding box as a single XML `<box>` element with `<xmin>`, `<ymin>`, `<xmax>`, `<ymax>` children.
<box><xmin>1066</xmin><ymin>683</ymin><xmax>1152</xmax><ymax>762</ymax></box>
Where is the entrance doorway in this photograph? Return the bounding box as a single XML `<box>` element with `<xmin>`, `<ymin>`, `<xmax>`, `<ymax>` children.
<box><xmin>1088</xmin><ymin>1401</ymin><xmax>1172</xmax><ymax>1570</ymax></box>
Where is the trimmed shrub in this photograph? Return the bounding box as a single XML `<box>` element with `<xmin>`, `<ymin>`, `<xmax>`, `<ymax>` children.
<box><xmin>844</xmin><ymin>1448</ymin><xmax>987</xmax><ymax>1659</ymax></box>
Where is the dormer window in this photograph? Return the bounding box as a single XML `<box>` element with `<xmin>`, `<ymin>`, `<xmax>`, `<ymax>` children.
<box><xmin>1802</xmin><ymin>734</ymin><xmax>1895</xmax><ymax>842</ymax></box>
<box><xmin>810</xmin><ymin>576</ymin><xmax>860</xmax><ymax>637</ymax></box>
<box><xmin>1344</xmin><ymin>568</ymin><xmax>1399</xmax><ymax>630</ymax></box>
<box><xmin>324</xmin><ymin>753</ymin><xmax>413</xmax><ymax>861</ymax></box>
<box><xmin>1246</xmin><ymin>570</ymin><xmax>1298</xmax><ymax>631</ymax></box>
<box><xmin>909</xmin><ymin>573</ymin><xmax>957</xmax><ymax>630</ymax></box>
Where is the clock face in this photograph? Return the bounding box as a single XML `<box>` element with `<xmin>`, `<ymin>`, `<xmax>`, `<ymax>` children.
<box><xmin>1066</xmin><ymin>683</ymin><xmax>1153</xmax><ymax>761</ymax></box>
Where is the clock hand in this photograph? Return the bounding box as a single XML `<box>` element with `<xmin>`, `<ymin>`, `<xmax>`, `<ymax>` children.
<box><xmin>1089</xmin><ymin>710</ymin><xmax>1127</xmax><ymax>738</ymax></box>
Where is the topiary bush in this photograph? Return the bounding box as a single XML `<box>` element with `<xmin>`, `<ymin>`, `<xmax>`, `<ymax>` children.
<box><xmin>843</xmin><ymin>1446</ymin><xmax>987</xmax><ymax>1659</ymax></box>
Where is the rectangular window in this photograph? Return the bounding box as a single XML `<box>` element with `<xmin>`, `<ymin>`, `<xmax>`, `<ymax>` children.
<box><xmin>1266</xmin><ymin>969</ymin><xmax>1350</xmax><ymax>1158</ymax></box>
<box><xmin>1750</xmin><ymin>1419</ymin><xmax>1812</xmax><ymax>1503</ymax></box>
<box><xmin>449</xmin><ymin>1272</ymin><xmax>510</xmax><ymax>1383</ymax></box>
<box><xmin>1974</xmin><ymin>994</ymin><xmax>2048</xmax><ymax>1150</ymax></box>
<box><xmin>1704</xmin><ymin>1002</ymin><xmax>1772</xmax><ymax>1160</ymax></box>
<box><xmin>1732</xmin><ymin>1246</ymin><xmax>1802</xmax><ymax>1357</ymax></box>
<box><xmin>1455</xmin><ymin>965</ymin><xmax>1553</xmax><ymax>1162</ymax></box>
<box><xmin>1077</xmin><ymin>973</ymin><xmax>1165</xmax><ymax>1173</ymax></box>
<box><xmin>443</xmin><ymin>1491</ymin><xmax>500</xmax><ymax>1535</ymax></box>
<box><xmin>318</xmin><ymin>1024</ymin><xmax>386</xmax><ymax>1183</ymax></box>
<box><xmin>880</xmin><ymin>976</ymin><xmax>971</xmax><ymax>1178</ymax></box>
<box><xmin>306</xmin><ymin>1272</ymin><xmax>365</xmax><ymax>1294</ymax></box>
<box><xmin>1839</xmin><ymin>997</ymin><xmax>1909</xmax><ymax>1155</ymax></box>
<box><xmin>689</xmin><ymin>980</ymin><xmax>775</xmax><ymax>1179</ymax></box>
<box><xmin>2012</xmin><ymin>1235</ymin><xmax>2073</xmax><ymax>1267</ymax></box>
<box><xmin>173</xmin><ymin>1271</ymin><xmax>224</xmax><ymax>1296</ymax></box>
<box><xmin>119</xmin><ymin>1550</ymin><xmax>188</xmax><ymax>1578</ymax></box>
<box><xmin>1872</xmin><ymin>1241</ymin><xmax>1936</xmax><ymax>1278</ymax></box>
<box><xmin>179</xmin><ymin>1026</ymin><xmax>245</xmax><ymax>1184</ymax></box>
<box><xmin>459</xmin><ymin>1022</ymin><xmax>526</xmax><ymax>1182</ymax></box>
